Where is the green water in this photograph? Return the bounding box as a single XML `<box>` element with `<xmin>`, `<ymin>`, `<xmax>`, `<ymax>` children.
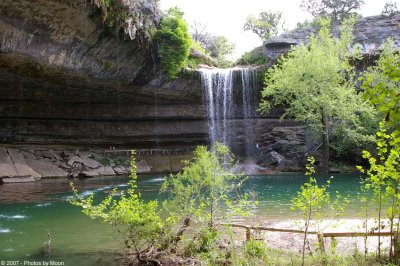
<box><xmin>0</xmin><ymin>174</ymin><xmax>364</xmax><ymax>265</ymax></box>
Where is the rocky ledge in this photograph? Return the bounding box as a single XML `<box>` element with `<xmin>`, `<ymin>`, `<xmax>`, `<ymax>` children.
<box><xmin>0</xmin><ymin>146</ymin><xmax>193</xmax><ymax>183</ymax></box>
<box><xmin>264</xmin><ymin>14</ymin><xmax>400</xmax><ymax>61</ymax></box>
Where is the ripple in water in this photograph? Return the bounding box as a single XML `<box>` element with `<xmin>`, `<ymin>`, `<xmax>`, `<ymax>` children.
<box><xmin>0</xmin><ymin>214</ymin><xmax>27</xmax><ymax>220</ymax></box>
<box><xmin>0</xmin><ymin>228</ymin><xmax>11</xmax><ymax>233</ymax></box>
<box><xmin>34</xmin><ymin>203</ymin><xmax>52</xmax><ymax>208</ymax></box>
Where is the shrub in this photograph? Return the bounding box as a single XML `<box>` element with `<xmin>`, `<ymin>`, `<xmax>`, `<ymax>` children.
<box><xmin>237</xmin><ymin>51</ymin><xmax>267</xmax><ymax>65</ymax></box>
<box><xmin>155</xmin><ymin>13</ymin><xmax>191</xmax><ymax>78</ymax></box>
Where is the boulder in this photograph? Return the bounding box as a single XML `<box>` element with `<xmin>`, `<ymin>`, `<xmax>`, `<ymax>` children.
<box><xmin>67</xmin><ymin>156</ymin><xmax>83</xmax><ymax>166</ymax></box>
<box><xmin>270</xmin><ymin>151</ymin><xmax>285</xmax><ymax>164</ymax></box>
<box><xmin>277</xmin><ymin>159</ymin><xmax>302</xmax><ymax>172</ymax></box>
<box><xmin>78</xmin><ymin>171</ymin><xmax>98</xmax><ymax>178</ymax></box>
<box><xmin>25</xmin><ymin>158</ymin><xmax>68</xmax><ymax>178</ymax></box>
<box><xmin>81</xmin><ymin>157</ymin><xmax>102</xmax><ymax>169</ymax></box>
<box><xmin>136</xmin><ymin>160</ymin><xmax>151</xmax><ymax>173</ymax></box>
<box><xmin>97</xmin><ymin>166</ymin><xmax>115</xmax><ymax>176</ymax></box>
<box><xmin>0</xmin><ymin>147</ymin><xmax>18</xmax><ymax>178</ymax></box>
<box><xmin>114</xmin><ymin>166</ymin><xmax>128</xmax><ymax>175</ymax></box>
<box><xmin>0</xmin><ymin>148</ymin><xmax>41</xmax><ymax>182</ymax></box>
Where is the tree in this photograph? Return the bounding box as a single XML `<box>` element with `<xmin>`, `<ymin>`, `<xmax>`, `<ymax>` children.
<box><xmin>190</xmin><ymin>21</ymin><xmax>211</xmax><ymax>48</ymax></box>
<box><xmin>243</xmin><ymin>11</ymin><xmax>282</xmax><ymax>42</ymax></box>
<box><xmin>70</xmin><ymin>151</ymin><xmax>173</xmax><ymax>265</ymax></box>
<box><xmin>362</xmin><ymin>40</ymin><xmax>400</xmax><ymax>129</ymax></box>
<box><xmin>203</xmin><ymin>35</ymin><xmax>235</xmax><ymax>68</ymax></box>
<box><xmin>161</xmin><ymin>143</ymin><xmax>253</xmax><ymax>230</ymax></box>
<box><xmin>300</xmin><ymin>0</ymin><xmax>364</xmax><ymax>22</ymax></box>
<box><xmin>291</xmin><ymin>157</ymin><xmax>347</xmax><ymax>266</ymax></box>
<box><xmin>260</xmin><ymin>18</ymin><xmax>377</xmax><ymax>171</ymax></box>
<box><xmin>382</xmin><ymin>1</ymin><xmax>400</xmax><ymax>17</ymax></box>
<box><xmin>359</xmin><ymin>41</ymin><xmax>400</xmax><ymax>261</ymax></box>
<box><xmin>155</xmin><ymin>7</ymin><xmax>191</xmax><ymax>78</ymax></box>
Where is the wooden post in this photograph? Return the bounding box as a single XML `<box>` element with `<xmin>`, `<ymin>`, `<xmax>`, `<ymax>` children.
<box><xmin>246</xmin><ymin>227</ymin><xmax>251</xmax><ymax>241</ymax></box>
<box><xmin>318</xmin><ymin>233</ymin><xmax>326</xmax><ymax>254</ymax></box>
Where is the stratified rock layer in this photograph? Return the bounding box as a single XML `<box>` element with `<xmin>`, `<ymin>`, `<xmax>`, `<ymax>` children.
<box><xmin>264</xmin><ymin>15</ymin><xmax>400</xmax><ymax>61</ymax></box>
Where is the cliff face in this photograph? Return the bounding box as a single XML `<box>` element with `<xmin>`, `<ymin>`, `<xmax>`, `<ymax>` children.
<box><xmin>264</xmin><ymin>14</ymin><xmax>400</xmax><ymax>61</ymax></box>
<box><xmin>0</xmin><ymin>0</ymin><xmax>207</xmax><ymax>148</ymax></box>
<box><xmin>1</xmin><ymin>1</ymin><xmax>399</xmax><ymax>181</ymax></box>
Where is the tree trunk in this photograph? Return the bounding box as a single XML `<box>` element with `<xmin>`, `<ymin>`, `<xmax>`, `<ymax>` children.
<box><xmin>321</xmin><ymin>110</ymin><xmax>329</xmax><ymax>173</ymax></box>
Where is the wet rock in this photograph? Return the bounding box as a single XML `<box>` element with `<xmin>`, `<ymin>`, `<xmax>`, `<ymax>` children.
<box><xmin>270</xmin><ymin>151</ymin><xmax>285</xmax><ymax>164</ymax></box>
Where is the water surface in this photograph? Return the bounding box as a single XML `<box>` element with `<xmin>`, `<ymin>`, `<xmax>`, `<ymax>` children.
<box><xmin>0</xmin><ymin>173</ymin><xmax>364</xmax><ymax>265</ymax></box>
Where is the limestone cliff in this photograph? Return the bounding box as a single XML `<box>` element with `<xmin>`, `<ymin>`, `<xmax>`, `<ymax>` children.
<box><xmin>0</xmin><ymin>1</ymin><xmax>398</xmax><ymax>181</ymax></box>
<box><xmin>264</xmin><ymin>14</ymin><xmax>400</xmax><ymax>61</ymax></box>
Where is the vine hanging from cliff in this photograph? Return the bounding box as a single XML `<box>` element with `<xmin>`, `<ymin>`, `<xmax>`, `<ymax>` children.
<box><xmin>91</xmin><ymin>0</ymin><xmax>161</xmax><ymax>42</ymax></box>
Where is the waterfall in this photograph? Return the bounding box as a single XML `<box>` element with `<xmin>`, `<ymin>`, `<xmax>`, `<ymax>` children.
<box><xmin>240</xmin><ymin>68</ymin><xmax>257</xmax><ymax>156</ymax></box>
<box><xmin>200</xmin><ymin>67</ymin><xmax>257</xmax><ymax>156</ymax></box>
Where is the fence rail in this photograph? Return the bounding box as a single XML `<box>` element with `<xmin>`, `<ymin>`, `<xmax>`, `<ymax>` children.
<box><xmin>218</xmin><ymin>223</ymin><xmax>393</xmax><ymax>242</ymax></box>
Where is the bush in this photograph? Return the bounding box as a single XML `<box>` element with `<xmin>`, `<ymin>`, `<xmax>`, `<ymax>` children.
<box><xmin>244</xmin><ymin>239</ymin><xmax>268</xmax><ymax>260</ymax></box>
<box><xmin>155</xmin><ymin>13</ymin><xmax>191</xmax><ymax>78</ymax></box>
<box><xmin>237</xmin><ymin>51</ymin><xmax>267</xmax><ymax>65</ymax></box>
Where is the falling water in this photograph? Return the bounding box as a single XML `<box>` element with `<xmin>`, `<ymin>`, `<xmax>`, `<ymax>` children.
<box><xmin>200</xmin><ymin>68</ymin><xmax>234</xmax><ymax>147</ymax></box>
<box><xmin>240</xmin><ymin>68</ymin><xmax>257</xmax><ymax>156</ymax></box>
<box><xmin>200</xmin><ymin>67</ymin><xmax>257</xmax><ymax>156</ymax></box>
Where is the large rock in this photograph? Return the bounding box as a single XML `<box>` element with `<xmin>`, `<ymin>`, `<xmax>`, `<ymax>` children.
<box><xmin>0</xmin><ymin>148</ymin><xmax>41</xmax><ymax>183</ymax></box>
<box><xmin>0</xmin><ymin>147</ymin><xmax>18</xmax><ymax>178</ymax></box>
<box><xmin>264</xmin><ymin>15</ymin><xmax>400</xmax><ymax>61</ymax></box>
<box><xmin>24</xmin><ymin>157</ymin><xmax>68</xmax><ymax>178</ymax></box>
<box><xmin>136</xmin><ymin>160</ymin><xmax>151</xmax><ymax>173</ymax></box>
<box><xmin>97</xmin><ymin>166</ymin><xmax>115</xmax><ymax>176</ymax></box>
<box><xmin>81</xmin><ymin>157</ymin><xmax>102</xmax><ymax>169</ymax></box>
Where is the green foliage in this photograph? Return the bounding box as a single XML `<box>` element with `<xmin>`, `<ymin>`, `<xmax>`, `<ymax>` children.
<box><xmin>260</xmin><ymin>18</ymin><xmax>377</xmax><ymax>168</ymax></box>
<box><xmin>236</xmin><ymin>51</ymin><xmax>267</xmax><ymax>66</ymax></box>
<box><xmin>243</xmin><ymin>11</ymin><xmax>282</xmax><ymax>42</ymax></box>
<box><xmin>362</xmin><ymin>40</ymin><xmax>400</xmax><ymax>130</ymax></box>
<box><xmin>70</xmin><ymin>150</ymin><xmax>173</xmax><ymax>256</ymax></box>
<box><xmin>203</xmin><ymin>35</ymin><xmax>235</xmax><ymax>68</ymax></box>
<box><xmin>155</xmin><ymin>8</ymin><xmax>191</xmax><ymax>78</ymax></box>
<box><xmin>243</xmin><ymin>239</ymin><xmax>268</xmax><ymax>261</ymax></box>
<box><xmin>300</xmin><ymin>0</ymin><xmax>364</xmax><ymax>22</ymax></box>
<box><xmin>161</xmin><ymin>142</ymin><xmax>254</xmax><ymax>228</ymax></box>
<box><xmin>382</xmin><ymin>1</ymin><xmax>400</xmax><ymax>17</ymax></box>
<box><xmin>357</xmin><ymin>122</ymin><xmax>400</xmax><ymax>262</ymax></box>
<box><xmin>292</xmin><ymin>156</ymin><xmax>348</xmax><ymax>265</ymax></box>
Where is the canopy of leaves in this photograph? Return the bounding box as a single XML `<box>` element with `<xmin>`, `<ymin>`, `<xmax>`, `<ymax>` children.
<box><xmin>382</xmin><ymin>1</ymin><xmax>400</xmax><ymax>17</ymax></box>
<box><xmin>260</xmin><ymin>18</ymin><xmax>377</xmax><ymax>154</ymax></box>
<box><xmin>300</xmin><ymin>0</ymin><xmax>364</xmax><ymax>22</ymax></box>
<box><xmin>161</xmin><ymin>142</ymin><xmax>253</xmax><ymax>227</ymax></box>
<box><xmin>70</xmin><ymin>151</ymin><xmax>172</xmax><ymax>255</ymax></box>
<box><xmin>362</xmin><ymin>40</ymin><xmax>400</xmax><ymax>130</ymax></box>
<box><xmin>203</xmin><ymin>35</ymin><xmax>235</xmax><ymax>68</ymax></box>
<box><xmin>155</xmin><ymin>8</ymin><xmax>191</xmax><ymax>78</ymax></box>
<box><xmin>243</xmin><ymin>11</ymin><xmax>282</xmax><ymax>42</ymax></box>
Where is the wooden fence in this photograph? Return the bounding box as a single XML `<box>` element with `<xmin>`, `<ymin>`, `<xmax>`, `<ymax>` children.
<box><xmin>218</xmin><ymin>223</ymin><xmax>392</xmax><ymax>252</ymax></box>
